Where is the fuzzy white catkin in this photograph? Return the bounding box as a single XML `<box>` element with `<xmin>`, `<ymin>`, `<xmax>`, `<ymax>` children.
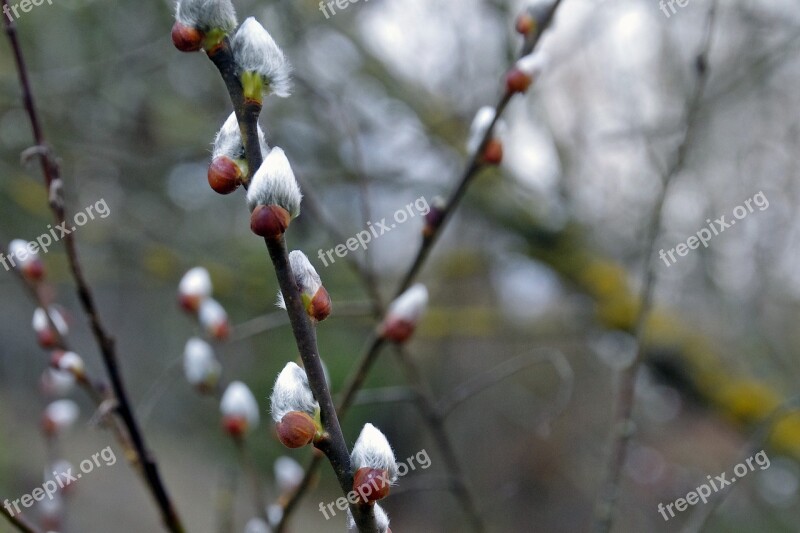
<box><xmin>351</xmin><ymin>423</ymin><xmax>399</xmax><ymax>482</ymax></box>
<box><xmin>346</xmin><ymin>503</ymin><xmax>390</xmax><ymax>533</ymax></box>
<box><xmin>231</xmin><ymin>17</ymin><xmax>292</xmax><ymax>97</ymax></box>
<box><xmin>178</xmin><ymin>267</ymin><xmax>212</xmax><ymax>299</ymax></box>
<box><xmin>220</xmin><ymin>381</ymin><xmax>260</xmax><ymax>428</ymax></box>
<box><xmin>270</xmin><ymin>362</ymin><xmax>319</xmax><ymax>422</ymax></box>
<box><xmin>212</xmin><ymin>112</ymin><xmax>270</xmax><ymax>164</ymax></box>
<box><xmin>57</xmin><ymin>351</ymin><xmax>85</xmax><ymax>375</ymax></box>
<box><xmin>183</xmin><ymin>338</ymin><xmax>221</xmax><ymax>386</ymax></box>
<box><xmin>277</xmin><ymin>251</ymin><xmax>322</xmax><ymax>309</ymax></box>
<box><xmin>274</xmin><ymin>456</ymin><xmax>305</xmax><ymax>494</ymax></box>
<box><xmin>45</xmin><ymin>400</ymin><xmax>80</xmax><ymax>431</ymax></box>
<box><xmin>515</xmin><ymin>51</ymin><xmax>548</xmax><ymax>79</ymax></box>
<box><xmin>467</xmin><ymin>106</ymin><xmax>508</xmax><ymax>155</ymax></box>
<box><xmin>175</xmin><ymin>0</ymin><xmax>237</xmax><ymax>32</ymax></box>
<box><xmin>8</xmin><ymin>239</ymin><xmax>38</xmax><ymax>266</ymax></box>
<box><xmin>32</xmin><ymin>307</ymin><xmax>68</xmax><ymax>336</ymax></box>
<box><xmin>246</xmin><ymin>147</ymin><xmax>302</xmax><ymax>216</ymax></box>
<box><xmin>386</xmin><ymin>284</ymin><xmax>429</xmax><ymax>325</ymax></box>
<box><xmin>199</xmin><ymin>298</ymin><xmax>227</xmax><ymax>328</ymax></box>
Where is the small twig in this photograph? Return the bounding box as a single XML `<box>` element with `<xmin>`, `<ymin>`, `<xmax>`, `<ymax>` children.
<box><xmin>438</xmin><ymin>349</ymin><xmax>574</xmax><ymax>417</ymax></box>
<box><xmin>206</xmin><ymin>38</ymin><xmax>377</xmax><ymax>530</ymax></box>
<box><xmin>394</xmin><ymin>346</ymin><xmax>485</xmax><ymax>532</ymax></box>
<box><xmin>2</xmin><ymin>8</ymin><xmax>184</xmax><ymax>532</ymax></box>
<box><xmin>592</xmin><ymin>4</ymin><xmax>719</xmax><ymax>532</ymax></box>
<box><xmin>275</xmin><ymin>3</ymin><xmax>566</xmax><ymax>525</ymax></box>
<box><xmin>0</xmin><ymin>507</ymin><xmax>41</xmax><ymax>533</ymax></box>
<box><xmin>681</xmin><ymin>395</ymin><xmax>800</xmax><ymax>533</ymax></box>
<box><xmin>234</xmin><ymin>438</ymin><xmax>269</xmax><ymax>522</ymax></box>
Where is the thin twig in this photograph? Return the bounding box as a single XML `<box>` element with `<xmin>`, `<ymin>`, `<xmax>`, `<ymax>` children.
<box><xmin>437</xmin><ymin>349</ymin><xmax>574</xmax><ymax>418</ymax></box>
<box><xmin>680</xmin><ymin>396</ymin><xmax>800</xmax><ymax>533</ymax></box>
<box><xmin>0</xmin><ymin>507</ymin><xmax>41</xmax><ymax>533</ymax></box>
<box><xmin>393</xmin><ymin>346</ymin><xmax>485</xmax><ymax>532</ymax></box>
<box><xmin>592</xmin><ymin>5</ymin><xmax>719</xmax><ymax>532</ymax></box>
<box><xmin>274</xmin><ymin>2</ymin><xmax>565</xmax><ymax>526</ymax></box>
<box><xmin>1</xmin><ymin>12</ymin><xmax>184</xmax><ymax>531</ymax></box>
<box><xmin>205</xmin><ymin>40</ymin><xmax>379</xmax><ymax>532</ymax></box>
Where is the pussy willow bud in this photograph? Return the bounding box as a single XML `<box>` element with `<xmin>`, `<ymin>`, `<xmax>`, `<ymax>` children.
<box><xmin>178</xmin><ymin>266</ymin><xmax>212</xmax><ymax>313</ymax></box>
<box><xmin>379</xmin><ymin>284</ymin><xmax>429</xmax><ymax>343</ymax></box>
<box><xmin>274</xmin><ymin>456</ymin><xmax>304</xmax><ymax>494</ymax></box>
<box><xmin>173</xmin><ymin>0</ymin><xmax>237</xmax><ymax>52</ymax></box>
<box><xmin>516</xmin><ymin>11</ymin><xmax>536</xmax><ymax>36</ymax></box>
<box><xmin>32</xmin><ymin>307</ymin><xmax>68</xmax><ymax>349</ymax></box>
<box><xmin>347</xmin><ymin>503</ymin><xmax>391</xmax><ymax>533</ymax></box>
<box><xmin>277</xmin><ymin>251</ymin><xmax>331</xmax><ymax>322</ymax></box>
<box><xmin>42</xmin><ymin>400</ymin><xmax>80</xmax><ymax>436</ymax></box>
<box><xmin>248</xmin><ymin>148</ymin><xmax>302</xmax><ymax>238</ymax></box>
<box><xmin>244</xmin><ymin>518</ymin><xmax>270</xmax><ymax>533</ymax></box>
<box><xmin>220</xmin><ymin>381</ymin><xmax>260</xmax><ymax>437</ymax></box>
<box><xmin>506</xmin><ymin>52</ymin><xmax>548</xmax><ymax>94</ymax></box>
<box><xmin>423</xmin><ymin>197</ymin><xmax>446</xmax><ymax>238</ymax></box>
<box><xmin>40</xmin><ymin>368</ymin><xmax>76</xmax><ymax>397</ymax></box>
<box><xmin>9</xmin><ymin>239</ymin><xmax>45</xmax><ymax>282</ymax></box>
<box><xmin>209</xmin><ymin>112</ymin><xmax>270</xmax><ymax>193</ymax></box>
<box><xmin>353</xmin><ymin>467</ymin><xmax>391</xmax><ymax>504</ymax></box>
<box><xmin>199</xmin><ymin>298</ymin><xmax>230</xmax><ymax>340</ymax></box>
<box><xmin>351</xmin><ymin>423</ymin><xmax>398</xmax><ymax>501</ymax></box>
<box><xmin>270</xmin><ymin>362</ymin><xmax>319</xmax><ymax>448</ymax></box>
<box><xmin>50</xmin><ymin>350</ymin><xmax>86</xmax><ymax>379</ymax></box>
<box><xmin>183</xmin><ymin>337</ymin><xmax>221</xmax><ymax>393</ymax></box>
<box><xmin>468</xmin><ymin>106</ymin><xmax>508</xmax><ymax>165</ymax></box>
<box><xmin>276</xmin><ymin>411</ymin><xmax>316</xmax><ymax>449</ymax></box>
<box><xmin>231</xmin><ymin>17</ymin><xmax>292</xmax><ymax>101</ymax></box>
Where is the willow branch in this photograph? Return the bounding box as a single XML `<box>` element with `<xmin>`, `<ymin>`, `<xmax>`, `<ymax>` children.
<box><xmin>0</xmin><ymin>507</ymin><xmax>40</xmax><ymax>533</ymax></box>
<box><xmin>592</xmin><ymin>4</ymin><xmax>719</xmax><ymax>531</ymax></box>
<box><xmin>275</xmin><ymin>2</ymin><xmax>565</xmax><ymax>527</ymax></box>
<box><xmin>1</xmin><ymin>8</ymin><xmax>184</xmax><ymax>532</ymax></box>
<box><xmin>206</xmin><ymin>42</ymin><xmax>379</xmax><ymax>533</ymax></box>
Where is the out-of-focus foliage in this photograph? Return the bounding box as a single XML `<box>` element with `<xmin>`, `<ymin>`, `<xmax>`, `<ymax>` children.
<box><xmin>2</xmin><ymin>0</ymin><xmax>800</xmax><ymax>531</ymax></box>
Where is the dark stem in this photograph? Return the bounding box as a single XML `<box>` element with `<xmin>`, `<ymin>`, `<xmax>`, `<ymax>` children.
<box><xmin>2</xmin><ymin>8</ymin><xmax>184</xmax><ymax>532</ymax></box>
<box><xmin>394</xmin><ymin>347</ymin><xmax>485</xmax><ymax>532</ymax></box>
<box><xmin>0</xmin><ymin>508</ymin><xmax>40</xmax><ymax>533</ymax></box>
<box><xmin>274</xmin><ymin>1</ymin><xmax>565</xmax><ymax>524</ymax></box>
<box><xmin>592</xmin><ymin>4</ymin><xmax>718</xmax><ymax>531</ymax></box>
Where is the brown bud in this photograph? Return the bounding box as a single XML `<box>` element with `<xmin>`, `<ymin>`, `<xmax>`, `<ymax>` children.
<box><xmin>506</xmin><ymin>68</ymin><xmax>533</xmax><ymax>94</ymax></box>
<box><xmin>482</xmin><ymin>138</ymin><xmax>504</xmax><ymax>165</ymax></box>
<box><xmin>210</xmin><ymin>320</ymin><xmax>230</xmax><ymax>341</ymax></box>
<box><xmin>353</xmin><ymin>467</ymin><xmax>391</xmax><ymax>503</ymax></box>
<box><xmin>171</xmin><ymin>22</ymin><xmax>204</xmax><ymax>52</ymax></box>
<box><xmin>250</xmin><ymin>205</ymin><xmax>291</xmax><ymax>239</ymax></box>
<box><xmin>208</xmin><ymin>157</ymin><xmax>242</xmax><ymax>195</ymax></box>
<box><xmin>41</xmin><ymin>414</ymin><xmax>58</xmax><ymax>437</ymax></box>
<box><xmin>277</xmin><ymin>411</ymin><xmax>316</xmax><ymax>449</ymax></box>
<box><xmin>308</xmin><ymin>287</ymin><xmax>332</xmax><ymax>322</ymax></box>
<box><xmin>515</xmin><ymin>12</ymin><xmax>536</xmax><ymax>35</ymax></box>
<box><xmin>178</xmin><ymin>293</ymin><xmax>202</xmax><ymax>314</ymax></box>
<box><xmin>380</xmin><ymin>317</ymin><xmax>415</xmax><ymax>344</ymax></box>
<box><xmin>23</xmin><ymin>259</ymin><xmax>45</xmax><ymax>283</ymax></box>
<box><xmin>38</xmin><ymin>329</ymin><xmax>57</xmax><ymax>349</ymax></box>
<box><xmin>423</xmin><ymin>203</ymin><xmax>445</xmax><ymax>239</ymax></box>
<box><xmin>222</xmin><ymin>415</ymin><xmax>249</xmax><ymax>438</ymax></box>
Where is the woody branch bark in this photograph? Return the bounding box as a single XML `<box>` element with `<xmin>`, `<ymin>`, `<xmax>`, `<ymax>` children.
<box><xmin>1</xmin><ymin>6</ymin><xmax>185</xmax><ymax>532</ymax></box>
<box><xmin>205</xmin><ymin>39</ymin><xmax>380</xmax><ymax>533</ymax></box>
